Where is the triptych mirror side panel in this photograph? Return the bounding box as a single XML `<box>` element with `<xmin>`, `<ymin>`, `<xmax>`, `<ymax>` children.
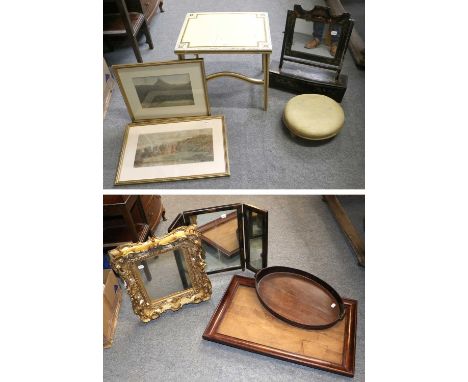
<box><xmin>243</xmin><ymin>204</ymin><xmax>268</xmax><ymax>273</ymax></box>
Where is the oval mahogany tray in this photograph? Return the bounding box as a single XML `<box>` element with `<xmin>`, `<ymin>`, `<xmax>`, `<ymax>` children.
<box><xmin>255</xmin><ymin>266</ymin><xmax>345</xmax><ymax>330</ymax></box>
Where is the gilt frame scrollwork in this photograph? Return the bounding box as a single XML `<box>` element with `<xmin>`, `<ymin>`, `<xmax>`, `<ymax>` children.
<box><xmin>109</xmin><ymin>225</ymin><xmax>212</xmax><ymax>322</ymax></box>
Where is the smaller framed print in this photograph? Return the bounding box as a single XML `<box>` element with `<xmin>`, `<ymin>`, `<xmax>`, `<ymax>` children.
<box><xmin>115</xmin><ymin>115</ymin><xmax>230</xmax><ymax>185</ymax></box>
<box><xmin>113</xmin><ymin>59</ymin><xmax>210</xmax><ymax>121</ymax></box>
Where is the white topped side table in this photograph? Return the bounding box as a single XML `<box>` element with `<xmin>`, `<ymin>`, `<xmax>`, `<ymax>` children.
<box><xmin>174</xmin><ymin>12</ymin><xmax>273</xmax><ymax>110</ymax></box>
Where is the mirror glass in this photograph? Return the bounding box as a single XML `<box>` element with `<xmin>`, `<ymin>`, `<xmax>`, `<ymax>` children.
<box><xmin>135</xmin><ymin>248</ymin><xmax>192</xmax><ymax>301</ymax></box>
<box><xmin>292</xmin><ymin>19</ymin><xmax>341</xmax><ymax>58</ymax></box>
<box><xmin>188</xmin><ymin>209</ymin><xmax>241</xmax><ymax>272</ymax></box>
<box><xmin>247</xmin><ymin>210</ymin><xmax>264</xmax><ymax>270</ymax></box>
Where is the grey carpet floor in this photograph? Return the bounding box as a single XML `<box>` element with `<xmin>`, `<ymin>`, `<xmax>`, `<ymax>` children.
<box><xmin>103</xmin><ymin>0</ymin><xmax>365</xmax><ymax>189</ymax></box>
<box><xmin>104</xmin><ymin>195</ymin><xmax>365</xmax><ymax>381</ymax></box>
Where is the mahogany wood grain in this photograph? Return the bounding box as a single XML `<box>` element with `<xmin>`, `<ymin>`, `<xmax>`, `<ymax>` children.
<box><xmin>257</xmin><ymin>272</ymin><xmax>340</xmax><ymax>327</ymax></box>
<box><xmin>203</xmin><ymin>276</ymin><xmax>357</xmax><ymax>377</ymax></box>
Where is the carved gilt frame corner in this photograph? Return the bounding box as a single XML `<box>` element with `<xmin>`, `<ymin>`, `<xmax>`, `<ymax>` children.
<box><xmin>109</xmin><ymin>225</ymin><xmax>212</xmax><ymax>322</ymax></box>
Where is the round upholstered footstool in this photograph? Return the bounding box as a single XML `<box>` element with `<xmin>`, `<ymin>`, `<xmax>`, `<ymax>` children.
<box><xmin>283</xmin><ymin>94</ymin><xmax>345</xmax><ymax>140</ymax></box>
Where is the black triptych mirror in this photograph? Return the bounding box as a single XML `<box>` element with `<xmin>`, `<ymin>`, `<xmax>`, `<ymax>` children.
<box><xmin>168</xmin><ymin>203</ymin><xmax>268</xmax><ymax>274</ymax></box>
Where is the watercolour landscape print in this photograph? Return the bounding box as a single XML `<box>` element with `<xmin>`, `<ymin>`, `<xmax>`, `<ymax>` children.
<box><xmin>132</xmin><ymin>73</ymin><xmax>195</xmax><ymax>109</ymax></box>
<box><xmin>115</xmin><ymin>116</ymin><xmax>229</xmax><ymax>185</ymax></box>
<box><xmin>113</xmin><ymin>60</ymin><xmax>210</xmax><ymax>121</ymax></box>
<box><xmin>133</xmin><ymin>128</ymin><xmax>214</xmax><ymax>168</ymax></box>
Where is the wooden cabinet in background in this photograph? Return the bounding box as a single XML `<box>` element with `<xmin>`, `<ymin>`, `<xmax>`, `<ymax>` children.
<box><xmin>104</xmin><ymin>0</ymin><xmax>164</xmax><ymax>23</ymax></box>
<box><xmin>125</xmin><ymin>0</ymin><xmax>164</xmax><ymax>22</ymax></box>
<box><xmin>140</xmin><ymin>195</ymin><xmax>166</xmax><ymax>234</ymax></box>
<box><xmin>140</xmin><ymin>0</ymin><xmax>164</xmax><ymax>21</ymax></box>
<box><xmin>103</xmin><ymin>195</ymin><xmax>166</xmax><ymax>248</ymax></box>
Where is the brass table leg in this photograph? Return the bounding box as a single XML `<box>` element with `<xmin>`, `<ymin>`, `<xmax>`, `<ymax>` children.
<box><xmin>263</xmin><ymin>53</ymin><xmax>270</xmax><ymax>111</ymax></box>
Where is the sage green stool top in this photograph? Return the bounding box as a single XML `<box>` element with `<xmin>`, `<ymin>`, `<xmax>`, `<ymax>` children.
<box><xmin>283</xmin><ymin>94</ymin><xmax>345</xmax><ymax>140</ymax></box>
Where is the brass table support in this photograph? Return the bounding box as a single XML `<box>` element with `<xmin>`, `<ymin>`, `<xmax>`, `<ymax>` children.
<box><xmin>206</xmin><ymin>72</ymin><xmax>264</xmax><ymax>85</ymax></box>
<box><xmin>177</xmin><ymin>53</ymin><xmax>270</xmax><ymax>111</ymax></box>
<box><xmin>262</xmin><ymin>53</ymin><xmax>269</xmax><ymax>111</ymax></box>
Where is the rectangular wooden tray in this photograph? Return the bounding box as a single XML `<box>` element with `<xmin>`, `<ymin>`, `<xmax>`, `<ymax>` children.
<box><xmin>203</xmin><ymin>275</ymin><xmax>357</xmax><ymax>377</ymax></box>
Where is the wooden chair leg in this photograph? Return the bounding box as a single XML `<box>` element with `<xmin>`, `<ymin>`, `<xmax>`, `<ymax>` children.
<box><xmin>159</xmin><ymin>1</ymin><xmax>164</xmax><ymax>12</ymax></box>
<box><xmin>142</xmin><ymin>21</ymin><xmax>154</xmax><ymax>50</ymax></box>
<box><xmin>130</xmin><ymin>35</ymin><xmax>143</xmax><ymax>63</ymax></box>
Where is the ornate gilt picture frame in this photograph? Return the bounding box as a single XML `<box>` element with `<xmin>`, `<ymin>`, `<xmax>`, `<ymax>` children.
<box><xmin>109</xmin><ymin>225</ymin><xmax>212</xmax><ymax>322</ymax></box>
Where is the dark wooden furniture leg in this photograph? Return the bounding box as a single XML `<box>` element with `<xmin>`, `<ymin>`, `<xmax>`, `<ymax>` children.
<box><xmin>130</xmin><ymin>35</ymin><xmax>143</xmax><ymax>63</ymax></box>
<box><xmin>159</xmin><ymin>1</ymin><xmax>164</xmax><ymax>12</ymax></box>
<box><xmin>141</xmin><ymin>260</ymin><xmax>152</xmax><ymax>281</ymax></box>
<box><xmin>114</xmin><ymin>0</ymin><xmax>144</xmax><ymax>63</ymax></box>
<box><xmin>323</xmin><ymin>195</ymin><xmax>365</xmax><ymax>267</ymax></box>
<box><xmin>142</xmin><ymin>20</ymin><xmax>154</xmax><ymax>49</ymax></box>
<box><xmin>174</xmin><ymin>249</ymin><xmax>189</xmax><ymax>289</ymax></box>
<box><xmin>103</xmin><ymin>37</ymin><xmax>114</xmax><ymax>52</ymax></box>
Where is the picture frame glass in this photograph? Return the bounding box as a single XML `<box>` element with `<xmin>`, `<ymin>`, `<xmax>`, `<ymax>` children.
<box><xmin>114</xmin><ymin>60</ymin><xmax>210</xmax><ymax>121</ymax></box>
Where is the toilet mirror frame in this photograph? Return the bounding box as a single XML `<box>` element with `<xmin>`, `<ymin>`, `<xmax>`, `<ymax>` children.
<box><xmin>279</xmin><ymin>5</ymin><xmax>354</xmax><ymax>78</ymax></box>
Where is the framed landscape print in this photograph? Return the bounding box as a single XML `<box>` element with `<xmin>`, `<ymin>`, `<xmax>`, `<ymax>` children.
<box><xmin>115</xmin><ymin>115</ymin><xmax>229</xmax><ymax>185</ymax></box>
<box><xmin>113</xmin><ymin>59</ymin><xmax>210</xmax><ymax>121</ymax></box>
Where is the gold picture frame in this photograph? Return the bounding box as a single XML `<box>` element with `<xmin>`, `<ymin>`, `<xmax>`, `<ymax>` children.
<box><xmin>113</xmin><ymin>59</ymin><xmax>211</xmax><ymax>121</ymax></box>
<box><xmin>114</xmin><ymin>115</ymin><xmax>230</xmax><ymax>185</ymax></box>
<box><xmin>109</xmin><ymin>225</ymin><xmax>212</xmax><ymax>322</ymax></box>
